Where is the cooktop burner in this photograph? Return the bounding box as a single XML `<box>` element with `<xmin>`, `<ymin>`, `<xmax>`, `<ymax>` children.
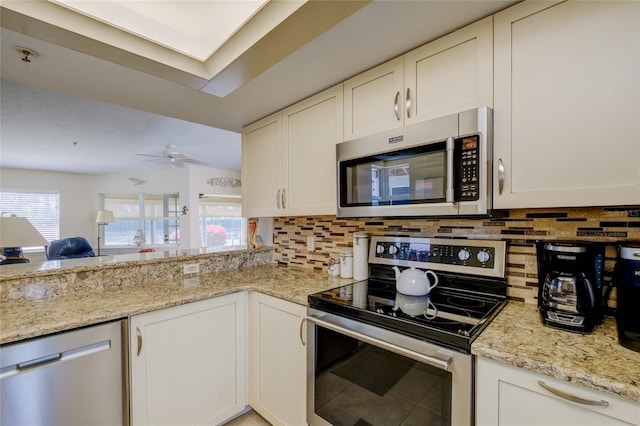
<box><xmin>309</xmin><ymin>278</ymin><xmax>506</xmax><ymax>351</ymax></box>
<box><xmin>308</xmin><ymin>236</ymin><xmax>508</xmax><ymax>352</ymax></box>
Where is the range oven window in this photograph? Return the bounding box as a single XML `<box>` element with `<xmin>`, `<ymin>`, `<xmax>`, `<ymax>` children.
<box><xmin>314</xmin><ymin>327</ymin><xmax>452</xmax><ymax>426</ymax></box>
<box><xmin>340</xmin><ymin>141</ymin><xmax>448</xmax><ymax>207</ymax></box>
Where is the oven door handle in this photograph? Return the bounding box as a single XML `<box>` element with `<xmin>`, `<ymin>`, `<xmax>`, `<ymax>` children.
<box><xmin>307</xmin><ymin>315</ymin><xmax>453</xmax><ymax>371</ymax></box>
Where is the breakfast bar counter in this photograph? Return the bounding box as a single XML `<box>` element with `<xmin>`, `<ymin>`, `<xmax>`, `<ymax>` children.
<box><xmin>0</xmin><ymin>263</ymin><xmax>351</xmax><ymax>345</ymax></box>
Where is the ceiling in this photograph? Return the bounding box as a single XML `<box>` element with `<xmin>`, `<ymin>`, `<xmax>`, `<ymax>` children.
<box><xmin>0</xmin><ymin>0</ymin><xmax>517</xmax><ymax>175</ymax></box>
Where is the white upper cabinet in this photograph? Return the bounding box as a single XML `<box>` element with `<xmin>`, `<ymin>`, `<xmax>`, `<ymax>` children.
<box><xmin>242</xmin><ymin>112</ymin><xmax>283</xmax><ymax>218</ymax></box>
<box><xmin>242</xmin><ymin>85</ymin><xmax>343</xmax><ymax>218</ymax></box>
<box><xmin>493</xmin><ymin>0</ymin><xmax>640</xmax><ymax>208</ymax></box>
<box><xmin>343</xmin><ymin>16</ymin><xmax>493</xmax><ymax>141</ymax></box>
<box><xmin>343</xmin><ymin>56</ymin><xmax>405</xmax><ymax>140</ymax></box>
<box><xmin>282</xmin><ymin>84</ymin><xmax>343</xmax><ymax>216</ymax></box>
<box><xmin>404</xmin><ymin>16</ymin><xmax>493</xmax><ymax>126</ymax></box>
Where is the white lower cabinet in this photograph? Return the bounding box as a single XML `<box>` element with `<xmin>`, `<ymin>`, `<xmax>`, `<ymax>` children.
<box><xmin>129</xmin><ymin>293</ymin><xmax>247</xmax><ymax>426</ymax></box>
<box><xmin>476</xmin><ymin>357</ymin><xmax>640</xmax><ymax>426</ymax></box>
<box><xmin>249</xmin><ymin>292</ymin><xmax>307</xmax><ymax>426</ymax></box>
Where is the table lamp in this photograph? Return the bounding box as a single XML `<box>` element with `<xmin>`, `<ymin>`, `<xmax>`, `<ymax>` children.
<box><xmin>0</xmin><ymin>213</ymin><xmax>48</xmax><ymax>263</ymax></box>
<box><xmin>132</xmin><ymin>229</ymin><xmax>146</xmax><ymax>247</ymax></box>
<box><xmin>96</xmin><ymin>210</ymin><xmax>115</xmax><ymax>256</ymax></box>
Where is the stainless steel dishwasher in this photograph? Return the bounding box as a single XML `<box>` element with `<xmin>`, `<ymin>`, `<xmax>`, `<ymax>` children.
<box><xmin>1</xmin><ymin>319</ymin><xmax>129</xmax><ymax>426</ymax></box>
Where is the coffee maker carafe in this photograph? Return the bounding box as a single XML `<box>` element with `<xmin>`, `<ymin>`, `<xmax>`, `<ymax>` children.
<box><xmin>536</xmin><ymin>241</ymin><xmax>605</xmax><ymax>333</ymax></box>
<box><xmin>614</xmin><ymin>243</ymin><xmax>640</xmax><ymax>352</ymax></box>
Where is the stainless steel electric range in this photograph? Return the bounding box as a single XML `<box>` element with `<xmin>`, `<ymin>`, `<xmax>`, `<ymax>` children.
<box><xmin>307</xmin><ymin>236</ymin><xmax>507</xmax><ymax>426</ymax></box>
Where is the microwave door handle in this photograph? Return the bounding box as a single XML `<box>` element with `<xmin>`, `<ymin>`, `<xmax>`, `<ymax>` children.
<box><xmin>446</xmin><ymin>137</ymin><xmax>454</xmax><ymax>203</ymax></box>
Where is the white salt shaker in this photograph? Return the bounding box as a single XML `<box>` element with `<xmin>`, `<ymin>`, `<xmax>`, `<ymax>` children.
<box><xmin>340</xmin><ymin>250</ymin><xmax>353</xmax><ymax>278</ymax></box>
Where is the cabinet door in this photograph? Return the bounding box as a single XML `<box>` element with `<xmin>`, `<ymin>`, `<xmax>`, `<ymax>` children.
<box><xmin>242</xmin><ymin>112</ymin><xmax>283</xmax><ymax>217</ymax></box>
<box><xmin>493</xmin><ymin>1</ymin><xmax>640</xmax><ymax>208</ymax></box>
<box><xmin>249</xmin><ymin>292</ymin><xmax>307</xmax><ymax>426</ymax></box>
<box><xmin>282</xmin><ymin>84</ymin><xmax>343</xmax><ymax>216</ymax></box>
<box><xmin>343</xmin><ymin>56</ymin><xmax>405</xmax><ymax>140</ymax></box>
<box><xmin>476</xmin><ymin>357</ymin><xmax>640</xmax><ymax>426</ymax></box>
<box><xmin>404</xmin><ymin>16</ymin><xmax>493</xmax><ymax>125</ymax></box>
<box><xmin>130</xmin><ymin>293</ymin><xmax>247</xmax><ymax>426</ymax></box>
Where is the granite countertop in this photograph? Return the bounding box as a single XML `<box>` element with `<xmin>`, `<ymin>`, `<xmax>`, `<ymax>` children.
<box><xmin>472</xmin><ymin>301</ymin><xmax>640</xmax><ymax>403</ymax></box>
<box><xmin>0</xmin><ymin>264</ymin><xmax>352</xmax><ymax>345</ymax></box>
<box><xmin>0</xmin><ymin>245</ymin><xmax>251</xmax><ymax>280</ymax></box>
<box><xmin>3</xmin><ymin>261</ymin><xmax>639</xmax><ymax>405</ymax></box>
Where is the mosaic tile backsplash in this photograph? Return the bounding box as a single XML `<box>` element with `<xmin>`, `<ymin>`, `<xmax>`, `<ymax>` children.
<box><xmin>273</xmin><ymin>207</ymin><xmax>640</xmax><ymax>305</ymax></box>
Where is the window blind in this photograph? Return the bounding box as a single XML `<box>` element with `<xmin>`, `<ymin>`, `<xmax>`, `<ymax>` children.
<box><xmin>0</xmin><ymin>191</ymin><xmax>60</xmax><ymax>242</ymax></box>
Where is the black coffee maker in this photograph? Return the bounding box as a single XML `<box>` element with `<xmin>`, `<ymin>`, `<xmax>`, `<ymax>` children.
<box><xmin>613</xmin><ymin>242</ymin><xmax>640</xmax><ymax>352</ymax></box>
<box><xmin>536</xmin><ymin>241</ymin><xmax>605</xmax><ymax>333</ymax></box>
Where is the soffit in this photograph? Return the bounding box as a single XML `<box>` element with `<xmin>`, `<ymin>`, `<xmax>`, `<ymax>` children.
<box><xmin>0</xmin><ymin>0</ymin><xmax>368</xmax><ymax>96</ymax></box>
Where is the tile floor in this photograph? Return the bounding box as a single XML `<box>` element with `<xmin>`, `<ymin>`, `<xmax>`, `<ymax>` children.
<box><xmin>224</xmin><ymin>409</ymin><xmax>271</xmax><ymax>426</ymax></box>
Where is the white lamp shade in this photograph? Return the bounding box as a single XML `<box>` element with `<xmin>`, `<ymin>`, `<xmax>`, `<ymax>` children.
<box><xmin>96</xmin><ymin>210</ymin><xmax>115</xmax><ymax>224</ymax></box>
<box><xmin>0</xmin><ymin>215</ymin><xmax>48</xmax><ymax>247</ymax></box>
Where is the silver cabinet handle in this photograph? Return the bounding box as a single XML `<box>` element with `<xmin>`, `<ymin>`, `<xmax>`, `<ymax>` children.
<box><xmin>136</xmin><ymin>327</ymin><xmax>142</xmax><ymax>356</ymax></box>
<box><xmin>299</xmin><ymin>318</ymin><xmax>306</xmax><ymax>346</ymax></box>
<box><xmin>406</xmin><ymin>88</ymin><xmax>412</xmax><ymax>118</ymax></box>
<box><xmin>281</xmin><ymin>188</ymin><xmax>286</xmax><ymax>209</ymax></box>
<box><xmin>276</xmin><ymin>189</ymin><xmax>282</xmax><ymax>209</ymax></box>
<box><xmin>538</xmin><ymin>381</ymin><xmax>609</xmax><ymax>407</ymax></box>
<box><xmin>393</xmin><ymin>91</ymin><xmax>401</xmax><ymax>121</ymax></box>
<box><xmin>498</xmin><ymin>158</ymin><xmax>505</xmax><ymax>195</ymax></box>
<box><xmin>307</xmin><ymin>315</ymin><xmax>452</xmax><ymax>371</ymax></box>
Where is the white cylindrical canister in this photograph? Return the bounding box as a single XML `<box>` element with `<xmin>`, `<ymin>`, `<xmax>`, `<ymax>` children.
<box><xmin>340</xmin><ymin>250</ymin><xmax>353</xmax><ymax>278</ymax></box>
<box><xmin>328</xmin><ymin>258</ymin><xmax>340</xmax><ymax>277</ymax></box>
<box><xmin>353</xmin><ymin>232</ymin><xmax>369</xmax><ymax>280</ymax></box>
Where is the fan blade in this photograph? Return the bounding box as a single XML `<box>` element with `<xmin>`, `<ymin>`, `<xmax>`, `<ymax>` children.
<box><xmin>140</xmin><ymin>158</ymin><xmax>164</xmax><ymax>163</ymax></box>
<box><xmin>136</xmin><ymin>153</ymin><xmax>165</xmax><ymax>158</ymax></box>
<box><xmin>183</xmin><ymin>158</ymin><xmax>209</xmax><ymax>166</ymax></box>
<box><xmin>173</xmin><ymin>159</ymin><xmax>186</xmax><ymax>168</ymax></box>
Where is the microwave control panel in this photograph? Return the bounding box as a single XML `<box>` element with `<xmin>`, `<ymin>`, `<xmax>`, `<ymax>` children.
<box><xmin>456</xmin><ymin>135</ymin><xmax>480</xmax><ymax>201</ymax></box>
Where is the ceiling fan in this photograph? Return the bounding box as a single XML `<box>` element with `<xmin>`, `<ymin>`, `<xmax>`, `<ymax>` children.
<box><xmin>136</xmin><ymin>144</ymin><xmax>209</xmax><ymax>168</ymax></box>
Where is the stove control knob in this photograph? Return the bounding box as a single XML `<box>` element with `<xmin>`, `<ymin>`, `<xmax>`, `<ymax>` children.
<box><xmin>376</xmin><ymin>244</ymin><xmax>385</xmax><ymax>254</ymax></box>
<box><xmin>458</xmin><ymin>248</ymin><xmax>471</xmax><ymax>261</ymax></box>
<box><xmin>477</xmin><ymin>250</ymin><xmax>491</xmax><ymax>263</ymax></box>
<box><xmin>388</xmin><ymin>245</ymin><xmax>398</xmax><ymax>255</ymax></box>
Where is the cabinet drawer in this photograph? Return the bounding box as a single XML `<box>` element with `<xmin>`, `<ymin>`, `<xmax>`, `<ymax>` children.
<box><xmin>477</xmin><ymin>357</ymin><xmax>640</xmax><ymax>426</ymax></box>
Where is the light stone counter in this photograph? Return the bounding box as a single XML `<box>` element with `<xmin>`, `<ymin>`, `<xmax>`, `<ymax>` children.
<box><xmin>0</xmin><ymin>264</ymin><xmax>353</xmax><ymax>345</ymax></box>
<box><xmin>472</xmin><ymin>301</ymin><xmax>640</xmax><ymax>403</ymax></box>
<box><xmin>0</xmin><ymin>245</ymin><xmax>252</xmax><ymax>280</ymax></box>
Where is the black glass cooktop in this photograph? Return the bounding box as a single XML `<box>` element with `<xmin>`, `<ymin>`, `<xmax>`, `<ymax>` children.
<box><xmin>308</xmin><ymin>276</ymin><xmax>507</xmax><ymax>352</ymax></box>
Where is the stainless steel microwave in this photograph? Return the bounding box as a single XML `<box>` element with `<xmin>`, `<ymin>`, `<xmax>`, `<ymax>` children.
<box><xmin>337</xmin><ymin>107</ymin><xmax>492</xmax><ymax>218</ymax></box>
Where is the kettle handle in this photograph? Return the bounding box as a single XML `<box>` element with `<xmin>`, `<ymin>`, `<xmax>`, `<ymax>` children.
<box><xmin>425</xmin><ymin>270</ymin><xmax>439</xmax><ymax>290</ymax></box>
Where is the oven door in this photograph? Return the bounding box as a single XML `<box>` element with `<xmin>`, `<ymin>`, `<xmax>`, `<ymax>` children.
<box><xmin>307</xmin><ymin>308</ymin><xmax>472</xmax><ymax>426</ymax></box>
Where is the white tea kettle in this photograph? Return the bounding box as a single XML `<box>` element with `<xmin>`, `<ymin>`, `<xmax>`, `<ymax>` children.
<box><xmin>392</xmin><ymin>266</ymin><xmax>439</xmax><ymax>296</ymax></box>
<box><xmin>393</xmin><ymin>293</ymin><xmax>438</xmax><ymax>319</ymax></box>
